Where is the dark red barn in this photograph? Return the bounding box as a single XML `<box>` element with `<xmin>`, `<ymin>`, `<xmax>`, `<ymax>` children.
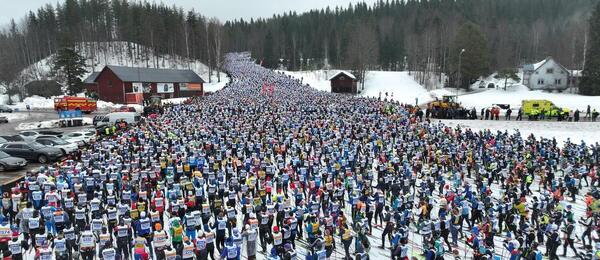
<box><xmin>329</xmin><ymin>71</ymin><xmax>358</xmax><ymax>94</ymax></box>
<box><xmin>84</xmin><ymin>65</ymin><xmax>205</xmax><ymax>104</ymax></box>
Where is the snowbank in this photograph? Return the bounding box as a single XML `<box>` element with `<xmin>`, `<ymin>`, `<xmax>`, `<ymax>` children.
<box><xmin>204</xmin><ymin>78</ymin><xmax>230</xmax><ymax>93</ymax></box>
<box><xmin>16</xmin><ymin>117</ymin><xmax>93</xmax><ymax>131</ymax></box>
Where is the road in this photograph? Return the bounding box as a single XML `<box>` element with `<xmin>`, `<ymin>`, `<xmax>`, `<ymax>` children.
<box><xmin>0</xmin><ymin>110</ymin><xmax>105</xmax><ymax>186</ymax></box>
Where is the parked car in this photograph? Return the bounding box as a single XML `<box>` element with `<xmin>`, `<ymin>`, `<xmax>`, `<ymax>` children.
<box><xmin>0</xmin><ymin>142</ymin><xmax>63</xmax><ymax>163</ymax></box>
<box><xmin>62</xmin><ymin>131</ymin><xmax>96</xmax><ymax>145</ymax></box>
<box><xmin>37</xmin><ymin>130</ymin><xmax>64</xmax><ymax>136</ymax></box>
<box><xmin>0</xmin><ymin>116</ymin><xmax>7</xmax><ymax>123</ymax></box>
<box><xmin>19</xmin><ymin>131</ymin><xmax>43</xmax><ymax>142</ymax></box>
<box><xmin>0</xmin><ymin>105</ymin><xmax>13</xmax><ymax>113</ymax></box>
<box><xmin>0</xmin><ymin>151</ymin><xmax>27</xmax><ymax>171</ymax></box>
<box><xmin>35</xmin><ymin>139</ymin><xmax>78</xmax><ymax>155</ymax></box>
<box><xmin>95</xmin><ymin>112</ymin><xmax>141</xmax><ymax>127</ymax></box>
<box><xmin>93</xmin><ymin>115</ymin><xmax>105</xmax><ymax>126</ymax></box>
<box><xmin>0</xmin><ymin>135</ymin><xmax>24</xmax><ymax>142</ymax></box>
<box><xmin>114</xmin><ymin>106</ymin><xmax>137</xmax><ymax>112</ymax></box>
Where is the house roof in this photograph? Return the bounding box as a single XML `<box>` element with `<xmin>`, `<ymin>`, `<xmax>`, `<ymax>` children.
<box><xmin>523</xmin><ymin>57</ymin><xmax>569</xmax><ymax>74</ymax></box>
<box><xmin>328</xmin><ymin>71</ymin><xmax>357</xmax><ymax>81</ymax></box>
<box><xmin>101</xmin><ymin>65</ymin><xmax>205</xmax><ymax>83</ymax></box>
<box><xmin>84</xmin><ymin>72</ymin><xmax>100</xmax><ymax>84</ymax></box>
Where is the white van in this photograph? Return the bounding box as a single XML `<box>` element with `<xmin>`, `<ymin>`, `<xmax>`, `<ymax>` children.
<box><xmin>95</xmin><ymin>112</ymin><xmax>141</xmax><ymax>127</ymax></box>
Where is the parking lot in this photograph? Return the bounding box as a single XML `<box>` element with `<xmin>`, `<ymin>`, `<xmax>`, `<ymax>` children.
<box><xmin>0</xmin><ymin>110</ymin><xmax>103</xmax><ymax>186</ymax></box>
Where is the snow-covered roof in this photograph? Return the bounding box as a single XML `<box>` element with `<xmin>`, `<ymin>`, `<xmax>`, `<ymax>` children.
<box><xmin>571</xmin><ymin>70</ymin><xmax>582</xmax><ymax>77</ymax></box>
<box><xmin>328</xmin><ymin>71</ymin><xmax>357</xmax><ymax>81</ymax></box>
<box><xmin>523</xmin><ymin>56</ymin><xmax>569</xmax><ymax>74</ymax></box>
<box><xmin>84</xmin><ymin>72</ymin><xmax>100</xmax><ymax>84</ymax></box>
<box><xmin>533</xmin><ymin>59</ymin><xmax>547</xmax><ymax>70</ymax></box>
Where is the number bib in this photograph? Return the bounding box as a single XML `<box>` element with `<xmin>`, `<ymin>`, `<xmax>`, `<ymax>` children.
<box><xmin>32</xmin><ymin>193</ymin><xmax>42</xmax><ymax>201</ymax></box>
<box><xmin>81</xmin><ymin>235</ymin><xmax>94</xmax><ymax>247</ymax></box>
<box><xmin>28</xmin><ymin>218</ymin><xmax>40</xmax><ymax>229</ymax></box>
<box><xmin>55</xmin><ymin>240</ymin><xmax>66</xmax><ymax>251</ymax></box>
<box><xmin>9</xmin><ymin>243</ymin><xmax>20</xmax><ymax>254</ymax></box>
<box><xmin>218</xmin><ymin>220</ymin><xmax>226</xmax><ymax>230</ymax></box>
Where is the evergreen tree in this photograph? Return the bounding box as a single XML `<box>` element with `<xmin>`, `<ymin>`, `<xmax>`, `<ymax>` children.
<box><xmin>52</xmin><ymin>45</ymin><xmax>87</xmax><ymax>95</ymax></box>
<box><xmin>451</xmin><ymin>22</ymin><xmax>490</xmax><ymax>90</ymax></box>
<box><xmin>580</xmin><ymin>2</ymin><xmax>600</xmax><ymax>96</ymax></box>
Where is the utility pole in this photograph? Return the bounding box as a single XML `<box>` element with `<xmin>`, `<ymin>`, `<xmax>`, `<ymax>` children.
<box><xmin>457</xmin><ymin>49</ymin><xmax>466</xmax><ymax>96</ymax></box>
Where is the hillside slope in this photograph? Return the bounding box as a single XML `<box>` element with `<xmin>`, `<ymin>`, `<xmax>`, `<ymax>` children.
<box><xmin>22</xmin><ymin>41</ymin><xmax>224</xmax><ymax>84</ymax></box>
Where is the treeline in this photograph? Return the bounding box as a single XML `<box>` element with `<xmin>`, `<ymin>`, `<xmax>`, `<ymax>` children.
<box><xmin>226</xmin><ymin>0</ymin><xmax>596</xmax><ymax>88</ymax></box>
<box><xmin>0</xmin><ymin>0</ymin><xmax>597</xmax><ymax>92</ymax></box>
<box><xmin>0</xmin><ymin>0</ymin><xmax>223</xmax><ymax>87</ymax></box>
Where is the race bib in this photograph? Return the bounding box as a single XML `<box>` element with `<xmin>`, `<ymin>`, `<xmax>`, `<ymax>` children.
<box><xmin>28</xmin><ymin>219</ymin><xmax>40</xmax><ymax>229</ymax></box>
<box><xmin>9</xmin><ymin>243</ymin><xmax>20</xmax><ymax>254</ymax></box>
<box><xmin>54</xmin><ymin>214</ymin><xmax>65</xmax><ymax>223</ymax></box>
<box><xmin>141</xmin><ymin>221</ymin><xmax>151</xmax><ymax>231</ymax></box>
<box><xmin>81</xmin><ymin>236</ymin><xmax>94</xmax><ymax>246</ymax></box>
<box><xmin>92</xmin><ymin>221</ymin><xmax>103</xmax><ymax>231</ymax></box>
<box><xmin>118</xmin><ymin>228</ymin><xmax>128</xmax><ymax>237</ymax></box>
<box><xmin>227</xmin><ymin>248</ymin><xmax>237</xmax><ymax>258</ymax></box>
<box><xmin>32</xmin><ymin>193</ymin><xmax>42</xmax><ymax>201</ymax></box>
<box><xmin>55</xmin><ymin>240</ymin><xmax>66</xmax><ymax>251</ymax></box>
<box><xmin>205</xmin><ymin>233</ymin><xmax>215</xmax><ymax>243</ymax></box>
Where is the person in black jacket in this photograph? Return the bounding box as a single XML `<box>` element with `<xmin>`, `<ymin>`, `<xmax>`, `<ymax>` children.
<box><xmin>546</xmin><ymin>225</ymin><xmax>560</xmax><ymax>260</ymax></box>
<box><xmin>579</xmin><ymin>213</ymin><xmax>593</xmax><ymax>249</ymax></box>
<box><xmin>561</xmin><ymin>219</ymin><xmax>579</xmax><ymax>257</ymax></box>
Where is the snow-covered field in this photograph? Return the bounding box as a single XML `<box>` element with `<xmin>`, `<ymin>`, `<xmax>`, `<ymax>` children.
<box><xmin>456</xmin><ymin>85</ymin><xmax>600</xmax><ymax>112</ymax></box>
<box><xmin>441</xmin><ymin>119</ymin><xmax>600</xmax><ymax>145</ymax></box>
<box><xmin>281</xmin><ymin>70</ymin><xmax>437</xmax><ymax>105</ymax></box>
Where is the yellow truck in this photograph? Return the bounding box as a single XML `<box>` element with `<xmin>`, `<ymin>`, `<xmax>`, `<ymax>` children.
<box><xmin>521</xmin><ymin>100</ymin><xmax>569</xmax><ymax>120</ymax></box>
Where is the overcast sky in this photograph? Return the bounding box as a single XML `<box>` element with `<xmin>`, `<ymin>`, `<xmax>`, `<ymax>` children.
<box><xmin>1</xmin><ymin>0</ymin><xmax>379</xmax><ymax>25</ymax></box>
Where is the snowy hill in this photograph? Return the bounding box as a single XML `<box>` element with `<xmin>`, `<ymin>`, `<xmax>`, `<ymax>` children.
<box><xmin>22</xmin><ymin>41</ymin><xmax>224</xmax><ymax>84</ymax></box>
<box><xmin>281</xmin><ymin>70</ymin><xmax>437</xmax><ymax>105</ymax></box>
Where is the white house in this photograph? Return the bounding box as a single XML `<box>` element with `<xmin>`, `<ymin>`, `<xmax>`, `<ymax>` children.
<box><xmin>522</xmin><ymin>56</ymin><xmax>570</xmax><ymax>91</ymax></box>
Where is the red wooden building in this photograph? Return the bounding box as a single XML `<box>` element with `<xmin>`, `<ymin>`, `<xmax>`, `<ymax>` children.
<box><xmin>84</xmin><ymin>65</ymin><xmax>205</xmax><ymax>104</ymax></box>
<box><xmin>329</xmin><ymin>71</ymin><xmax>358</xmax><ymax>94</ymax></box>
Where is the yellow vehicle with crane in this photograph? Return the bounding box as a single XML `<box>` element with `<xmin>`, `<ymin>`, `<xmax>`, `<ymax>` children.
<box><xmin>427</xmin><ymin>95</ymin><xmax>473</xmax><ymax>119</ymax></box>
<box><xmin>521</xmin><ymin>100</ymin><xmax>569</xmax><ymax>120</ymax></box>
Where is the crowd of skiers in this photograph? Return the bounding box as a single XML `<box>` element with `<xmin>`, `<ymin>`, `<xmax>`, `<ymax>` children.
<box><xmin>0</xmin><ymin>52</ymin><xmax>599</xmax><ymax>260</ymax></box>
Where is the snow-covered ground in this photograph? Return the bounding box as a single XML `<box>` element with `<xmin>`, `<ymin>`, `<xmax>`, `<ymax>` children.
<box><xmin>441</xmin><ymin>119</ymin><xmax>600</xmax><ymax>145</ymax></box>
<box><xmin>281</xmin><ymin>70</ymin><xmax>438</xmax><ymax>105</ymax></box>
<box><xmin>15</xmin><ymin>117</ymin><xmax>93</xmax><ymax>131</ymax></box>
<box><xmin>282</xmin><ymin>69</ymin><xmax>600</xmax><ymax>112</ymax></box>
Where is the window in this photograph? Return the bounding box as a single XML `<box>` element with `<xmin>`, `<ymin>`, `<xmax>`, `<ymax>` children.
<box><xmin>555</xmin><ymin>79</ymin><xmax>561</xmax><ymax>85</ymax></box>
<box><xmin>538</xmin><ymin>79</ymin><xmax>544</xmax><ymax>85</ymax></box>
<box><xmin>108</xmin><ymin>80</ymin><xmax>113</xmax><ymax>87</ymax></box>
<box><xmin>547</xmin><ymin>68</ymin><xmax>554</xmax><ymax>74</ymax></box>
<box><xmin>535</xmin><ymin>71</ymin><xmax>539</xmax><ymax>74</ymax></box>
